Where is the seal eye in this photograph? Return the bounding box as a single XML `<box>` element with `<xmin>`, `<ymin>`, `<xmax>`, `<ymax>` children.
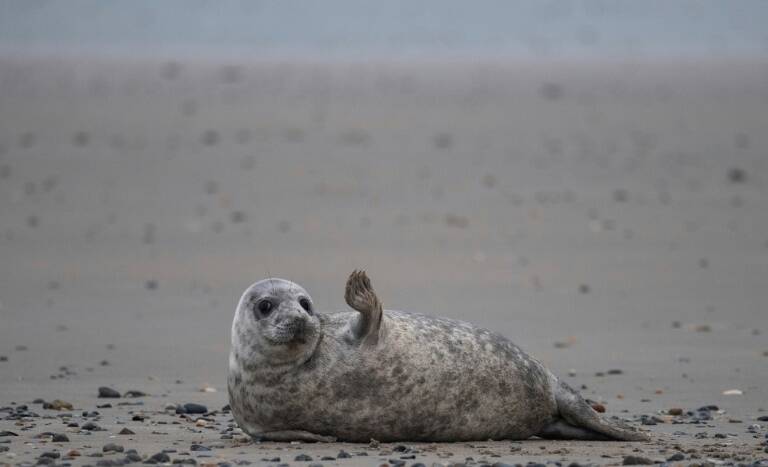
<box><xmin>257</xmin><ymin>300</ymin><xmax>274</xmax><ymax>316</ymax></box>
<box><xmin>299</xmin><ymin>298</ymin><xmax>312</xmax><ymax>314</ymax></box>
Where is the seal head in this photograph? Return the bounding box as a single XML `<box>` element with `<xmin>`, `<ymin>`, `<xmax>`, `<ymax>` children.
<box><xmin>231</xmin><ymin>278</ymin><xmax>320</xmax><ymax>369</ymax></box>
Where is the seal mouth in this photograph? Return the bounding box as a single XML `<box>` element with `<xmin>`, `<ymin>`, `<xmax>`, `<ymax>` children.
<box><xmin>264</xmin><ymin>322</ymin><xmax>309</xmax><ymax>345</ymax></box>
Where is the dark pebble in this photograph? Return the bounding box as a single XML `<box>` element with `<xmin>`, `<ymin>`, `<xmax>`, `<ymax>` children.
<box><xmin>190</xmin><ymin>445</ymin><xmax>210</xmax><ymax>452</ymax></box>
<box><xmin>37</xmin><ymin>457</ymin><xmax>56</xmax><ymax>465</ymax></box>
<box><xmin>81</xmin><ymin>422</ymin><xmax>101</xmax><ymax>431</ymax></box>
<box><xmin>0</xmin><ymin>356</ymin><xmax>7</xmax><ymax>361</ymax></box>
<box><xmin>96</xmin><ymin>460</ymin><xmax>122</xmax><ymax>467</ymax></box>
<box><xmin>623</xmin><ymin>456</ymin><xmax>654</xmax><ymax>465</ymax></box>
<box><xmin>667</xmin><ymin>453</ymin><xmax>685</xmax><ymax>461</ymax></box>
<box><xmin>146</xmin><ymin>452</ymin><xmax>171</xmax><ymax>464</ymax></box>
<box><xmin>0</xmin><ymin>446</ymin><xmax>8</xmax><ymax>453</ymax></box>
<box><xmin>172</xmin><ymin>459</ymin><xmax>197</xmax><ymax>465</ymax></box>
<box><xmin>607</xmin><ymin>369</ymin><xmax>624</xmax><ymax>375</ymax></box>
<box><xmin>103</xmin><ymin>444</ymin><xmax>124</xmax><ymax>453</ymax></box>
<box><xmin>757</xmin><ymin>416</ymin><xmax>768</xmax><ymax>422</ymax></box>
<box><xmin>180</xmin><ymin>403</ymin><xmax>207</xmax><ymax>414</ymax></box>
<box><xmin>98</xmin><ymin>387</ymin><xmax>121</xmax><ymax>398</ymax></box>
<box><xmin>52</xmin><ymin>433</ymin><xmax>69</xmax><ymax>442</ymax></box>
<box><xmin>320</xmin><ymin>456</ymin><xmax>335</xmax><ymax>461</ymax></box>
<box><xmin>124</xmin><ymin>390</ymin><xmax>147</xmax><ymax>398</ymax></box>
<box><xmin>388</xmin><ymin>460</ymin><xmax>405</xmax><ymax>467</ymax></box>
<box><xmin>119</xmin><ymin>428</ymin><xmax>135</xmax><ymax>435</ymax></box>
<box><xmin>0</xmin><ymin>431</ymin><xmax>18</xmax><ymax>436</ymax></box>
<box><xmin>294</xmin><ymin>454</ymin><xmax>312</xmax><ymax>461</ymax></box>
<box><xmin>40</xmin><ymin>452</ymin><xmax>61</xmax><ymax>459</ymax></box>
<box><xmin>337</xmin><ymin>450</ymin><xmax>351</xmax><ymax>458</ymax></box>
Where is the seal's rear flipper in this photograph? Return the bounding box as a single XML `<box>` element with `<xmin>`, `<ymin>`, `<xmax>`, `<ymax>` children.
<box><xmin>344</xmin><ymin>270</ymin><xmax>383</xmax><ymax>346</ymax></box>
<box><xmin>550</xmin><ymin>381</ymin><xmax>651</xmax><ymax>441</ymax></box>
<box><xmin>537</xmin><ymin>420</ymin><xmax>612</xmax><ymax>440</ymax></box>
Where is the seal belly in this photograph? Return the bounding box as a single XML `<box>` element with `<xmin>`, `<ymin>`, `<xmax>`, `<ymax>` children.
<box><xmin>263</xmin><ymin>310</ymin><xmax>558</xmax><ymax>441</ymax></box>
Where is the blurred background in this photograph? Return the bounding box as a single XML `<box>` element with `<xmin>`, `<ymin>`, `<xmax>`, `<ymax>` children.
<box><xmin>0</xmin><ymin>1</ymin><xmax>766</xmax><ymax>414</ymax></box>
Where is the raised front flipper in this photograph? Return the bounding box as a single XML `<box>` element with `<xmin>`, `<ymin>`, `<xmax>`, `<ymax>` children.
<box><xmin>344</xmin><ymin>270</ymin><xmax>383</xmax><ymax>346</ymax></box>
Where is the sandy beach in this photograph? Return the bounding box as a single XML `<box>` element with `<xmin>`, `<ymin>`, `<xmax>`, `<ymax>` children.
<box><xmin>1</xmin><ymin>55</ymin><xmax>767</xmax><ymax>466</ymax></box>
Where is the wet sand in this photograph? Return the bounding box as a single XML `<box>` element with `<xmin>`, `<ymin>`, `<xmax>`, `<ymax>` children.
<box><xmin>1</xmin><ymin>55</ymin><xmax>767</xmax><ymax>466</ymax></box>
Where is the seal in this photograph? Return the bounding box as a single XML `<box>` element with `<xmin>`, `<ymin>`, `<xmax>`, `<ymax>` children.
<box><xmin>228</xmin><ymin>271</ymin><xmax>650</xmax><ymax>442</ymax></box>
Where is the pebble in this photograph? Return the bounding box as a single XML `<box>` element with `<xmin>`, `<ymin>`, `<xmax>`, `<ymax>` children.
<box><xmin>103</xmin><ymin>444</ymin><xmax>124</xmax><ymax>453</ymax></box>
<box><xmin>190</xmin><ymin>445</ymin><xmax>210</xmax><ymax>452</ymax></box>
<box><xmin>119</xmin><ymin>428</ymin><xmax>135</xmax><ymax>435</ymax></box>
<box><xmin>44</xmin><ymin>399</ymin><xmax>73</xmax><ymax>410</ymax></box>
<box><xmin>667</xmin><ymin>453</ymin><xmax>686</xmax><ymax>461</ymax></box>
<box><xmin>124</xmin><ymin>390</ymin><xmax>147</xmax><ymax>398</ymax></box>
<box><xmin>668</xmin><ymin>408</ymin><xmax>684</xmax><ymax>416</ymax></box>
<box><xmin>52</xmin><ymin>433</ymin><xmax>69</xmax><ymax>442</ymax></box>
<box><xmin>622</xmin><ymin>455</ymin><xmax>654</xmax><ymax>465</ymax></box>
<box><xmin>337</xmin><ymin>450</ymin><xmax>352</xmax><ymax>458</ymax></box>
<box><xmin>147</xmin><ymin>452</ymin><xmax>171</xmax><ymax>464</ymax></box>
<box><xmin>81</xmin><ymin>421</ymin><xmax>101</xmax><ymax>431</ymax></box>
<box><xmin>294</xmin><ymin>453</ymin><xmax>312</xmax><ymax>461</ymax></box>
<box><xmin>98</xmin><ymin>387</ymin><xmax>121</xmax><ymax>398</ymax></box>
<box><xmin>179</xmin><ymin>403</ymin><xmax>207</xmax><ymax>414</ymax></box>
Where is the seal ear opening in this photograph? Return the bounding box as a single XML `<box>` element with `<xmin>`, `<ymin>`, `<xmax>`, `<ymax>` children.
<box><xmin>345</xmin><ymin>270</ymin><xmax>383</xmax><ymax>345</ymax></box>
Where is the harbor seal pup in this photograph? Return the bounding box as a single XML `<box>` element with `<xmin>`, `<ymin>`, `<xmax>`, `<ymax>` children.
<box><xmin>228</xmin><ymin>270</ymin><xmax>649</xmax><ymax>442</ymax></box>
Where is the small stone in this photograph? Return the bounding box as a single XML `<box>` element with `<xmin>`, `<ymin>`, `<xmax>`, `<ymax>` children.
<box><xmin>66</xmin><ymin>449</ymin><xmax>81</xmax><ymax>457</ymax></box>
<box><xmin>668</xmin><ymin>408</ymin><xmax>684</xmax><ymax>416</ymax></box>
<box><xmin>190</xmin><ymin>445</ymin><xmax>210</xmax><ymax>452</ymax></box>
<box><xmin>0</xmin><ymin>431</ymin><xmax>18</xmax><ymax>437</ymax></box>
<box><xmin>294</xmin><ymin>453</ymin><xmax>312</xmax><ymax>461</ymax></box>
<box><xmin>722</xmin><ymin>389</ymin><xmax>743</xmax><ymax>395</ymax></box>
<box><xmin>591</xmin><ymin>403</ymin><xmax>606</xmax><ymax>413</ymax></box>
<box><xmin>98</xmin><ymin>387</ymin><xmax>121</xmax><ymax>398</ymax></box>
<box><xmin>667</xmin><ymin>453</ymin><xmax>685</xmax><ymax>461</ymax></box>
<box><xmin>81</xmin><ymin>421</ymin><xmax>101</xmax><ymax>431</ymax></box>
<box><xmin>40</xmin><ymin>451</ymin><xmax>61</xmax><ymax>459</ymax></box>
<box><xmin>124</xmin><ymin>390</ymin><xmax>147</xmax><ymax>398</ymax></box>
<box><xmin>103</xmin><ymin>444</ymin><xmax>124</xmax><ymax>453</ymax></box>
<box><xmin>622</xmin><ymin>455</ymin><xmax>654</xmax><ymax>465</ymax></box>
<box><xmin>45</xmin><ymin>400</ymin><xmax>73</xmax><ymax>411</ymax></box>
<box><xmin>118</xmin><ymin>428</ymin><xmax>135</xmax><ymax>435</ymax></box>
<box><xmin>181</xmin><ymin>403</ymin><xmax>207</xmax><ymax>414</ymax></box>
<box><xmin>607</xmin><ymin>369</ymin><xmax>624</xmax><ymax>375</ymax></box>
<box><xmin>147</xmin><ymin>452</ymin><xmax>171</xmax><ymax>464</ymax></box>
<box><xmin>52</xmin><ymin>433</ymin><xmax>69</xmax><ymax>442</ymax></box>
<box><xmin>337</xmin><ymin>450</ymin><xmax>352</xmax><ymax>458</ymax></box>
